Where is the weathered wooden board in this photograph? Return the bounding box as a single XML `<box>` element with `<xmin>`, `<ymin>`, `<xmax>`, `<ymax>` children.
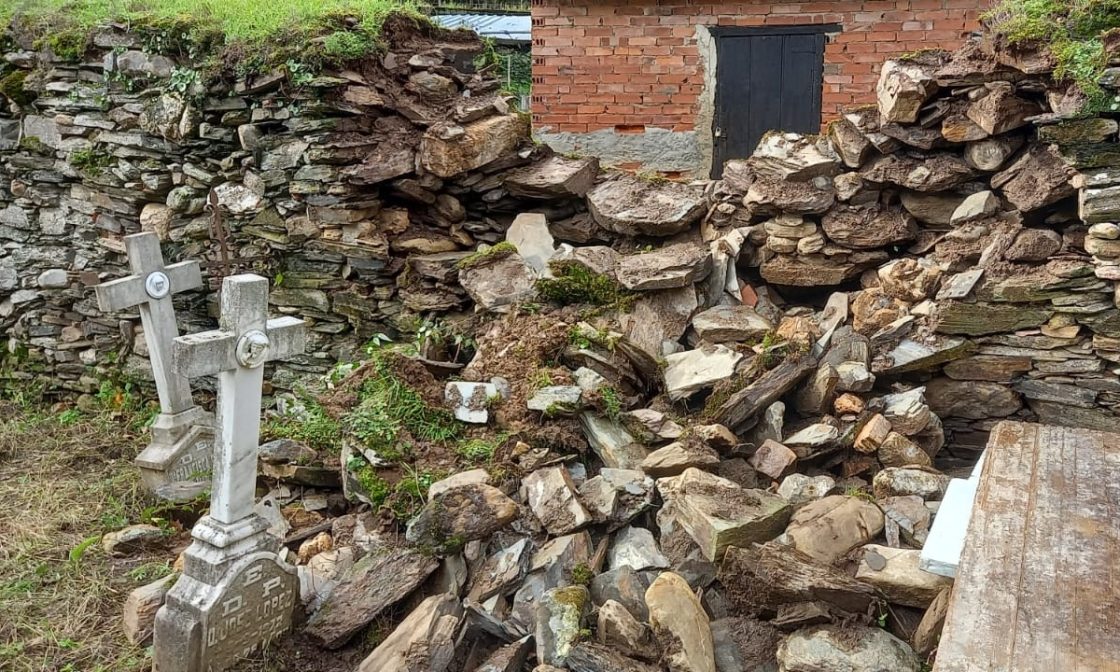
<box><xmin>936</xmin><ymin>421</ymin><xmax>1120</xmax><ymax>672</ymax></box>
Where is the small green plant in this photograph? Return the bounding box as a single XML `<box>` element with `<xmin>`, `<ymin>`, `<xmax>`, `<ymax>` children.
<box><xmin>456</xmin><ymin>436</ymin><xmax>502</xmax><ymax>463</ymax></box>
<box><xmin>67</xmin><ymin>535</ymin><xmax>100</xmax><ymax>567</ymax></box>
<box><xmin>571</xmin><ymin>563</ymin><xmax>594</xmax><ymax>586</ymax></box>
<box><xmin>68</xmin><ymin>146</ymin><xmax>113</xmax><ymax>176</ymax></box>
<box><xmin>600</xmin><ymin>386</ymin><xmax>622</xmax><ymax>421</ymax></box>
<box><xmin>166</xmin><ymin>67</ymin><xmax>201</xmax><ymax>95</ymax></box>
<box><xmin>529</xmin><ymin>369</ymin><xmax>554</xmax><ymax>392</ymax></box>
<box><xmin>365</xmin><ymin>332</ymin><xmax>394</xmax><ymax>353</ymax></box>
<box><xmin>286</xmin><ymin>59</ymin><xmax>316</xmax><ymax>86</ymax></box>
<box><xmin>455</xmin><ymin>241</ymin><xmax>517</xmax><ymax>270</ymax></box>
<box><xmin>128</xmin><ymin>561</ymin><xmax>172</xmax><ymax>582</ymax></box>
<box><xmin>58</xmin><ymin>408</ymin><xmax>82</xmax><ymax>425</ymax></box>
<box><xmin>845</xmin><ymin>486</ymin><xmax>876</xmax><ymax>503</ymax></box>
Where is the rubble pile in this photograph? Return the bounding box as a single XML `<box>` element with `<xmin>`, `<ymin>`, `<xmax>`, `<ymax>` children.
<box><xmin>5</xmin><ymin>9</ymin><xmax>1120</xmax><ymax>672</ymax></box>
<box><xmin>722</xmin><ymin>41</ymin><xmax>1120</xmax><ymax>451</ymax></box>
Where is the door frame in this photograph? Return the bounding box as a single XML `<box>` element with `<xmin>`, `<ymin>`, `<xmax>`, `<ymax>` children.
<box><xmin>710</xmin><ymin>23</ymin><xmax>842</xmax><ymax>178</ymax></box>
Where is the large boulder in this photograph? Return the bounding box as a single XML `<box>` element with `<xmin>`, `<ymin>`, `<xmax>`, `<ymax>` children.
<box><xmin>420</xmin><ymin>114</ymin><xmax>528</xmax><ymax>178</ymax></box>
<box><xmin>587</xmin><ymin>175</ymin><xmax>707</xmax><ymax>236</ymax></box>
<box><xmin>750</xmin><ymin>132</ymin><xmax>841</xmax><ymax>180</ymax></box>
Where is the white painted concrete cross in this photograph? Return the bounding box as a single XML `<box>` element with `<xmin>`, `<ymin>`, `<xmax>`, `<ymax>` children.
<box><xmin>95</xmin><ymin>232</ymin><xmax>214</xmax><ymax>495</ymax></box>
<box><xmin>95</xmin><ymin>232</ymin><xmax>202</xmax><ymax>416</ymax></box>
<box><xmin>154</xmin><ymin>274</ymin><xmax>305</xmax><ymax>672</ymax></box>
<box><xmin>173</xmin><ymin>274</ymin><xmax>306</xmax><ymax>525</ymax></box>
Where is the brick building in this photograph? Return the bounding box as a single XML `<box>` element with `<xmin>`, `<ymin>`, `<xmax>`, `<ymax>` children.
<box><xmin>530</xmin><ymin>0</ymin><xmax>987</xmax><ymax>177</ymax></box>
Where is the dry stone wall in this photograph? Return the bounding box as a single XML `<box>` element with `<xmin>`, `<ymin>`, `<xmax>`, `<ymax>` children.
<box><xmin>3</xmin><ymin>16</ymin><xmax>1120</xmax><ymax>453</ymax></box>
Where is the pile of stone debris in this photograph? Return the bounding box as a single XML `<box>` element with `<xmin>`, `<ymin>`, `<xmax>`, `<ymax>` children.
<box><xmin>25</xmin><ymin>13</ymin><xmax>1120</xmax><ymax>672</ymax></box>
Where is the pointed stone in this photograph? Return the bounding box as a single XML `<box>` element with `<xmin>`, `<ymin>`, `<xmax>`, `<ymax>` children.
<box><xmin>646</xmin><ymin>572</ymin><xmax>716</xmax><ymax>672</ymax></box>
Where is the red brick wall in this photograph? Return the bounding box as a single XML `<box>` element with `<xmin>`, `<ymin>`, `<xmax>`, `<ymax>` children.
<box><xmin>531</xmin><ymin>0</ymin><xmax>986</xmax><ymax>136</ymax></box>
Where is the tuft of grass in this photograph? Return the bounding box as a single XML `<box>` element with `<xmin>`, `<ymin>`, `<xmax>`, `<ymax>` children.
<box><xmin>350</xmin><ymin>352</ymin><xmax>460</xmax><ymax>452</ymax></box>
<box><xmin>455</xmin><ymin>434</ymin><xmax>505</xmax><ymax>463</ymax></box>
<box><xmin>986</xmin><ymin>0</ymin><xmax>1120</xmax><ymax>111</ymax></box>
<box><xmin>68</xmin><ymin>147</ymin><xmax>113</xmax><ymax>176</ymax></box>
<box><xmin>599</xmin><ymin>386</ymin><xmax>622</xmax><ymax>421</ymax></box>
<box><xmin>537</xmin><ymin>261</ymin><xmax>631</xmax><ymax>308</ymax></box>
<box><xmin>262</xmin><ymin>394</ymin><xmax>343</xmax><ymax>451</ymax></box>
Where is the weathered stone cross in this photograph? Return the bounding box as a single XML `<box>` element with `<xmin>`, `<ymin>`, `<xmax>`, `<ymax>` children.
<box><xmin>153</xmin><ymin>274</ymin><xmax>305</xmax><ymax>672</ymax></box>
<box><xmin>95</xmin><ymin>232</ymin><xmax>213</xmax><ymax>494</ymax></box>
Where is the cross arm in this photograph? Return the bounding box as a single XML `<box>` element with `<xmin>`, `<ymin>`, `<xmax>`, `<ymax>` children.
<box><xmin>174</xmin><ymin>330</ymin><xmax>236</xmax><ymax>380</ymax></box>
<box><xmin>94</xmin><ymin>261</ymin><xmax>203</xmax><ymax>313</ymax></box>
<box><xmin>265</xmin><ymin>317</ymin><xmax>307</xmax><ymax>362</ymax></box>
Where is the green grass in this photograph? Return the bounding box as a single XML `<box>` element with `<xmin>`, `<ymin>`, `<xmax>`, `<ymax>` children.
<box><xmin>3</xmin><ymin>0</ymin><xmax>422</xmax><ymax>42</ymax></box>
<box><xmin>261</xmin><ymin>393</ymin><xmax>344</xmax><ymax>451</ymax></box>
<box><xmin>536</xmin><ymin>261</ymin><xmax>632</xmax><ymax>308</ymax></box>
<box><xmin>4</xmin><ymin>0</ymin><xmax>427</xmax><ymax>71</ymax></box>
<box><xmin>986</xmin><ymin>0</ymin><xmax>1120</xmax><ymax>111</ymax></box>
<box><xmin>0</xmin><ymin>399</ymin><xmax>159</xmax><ymax>672</ymax></box>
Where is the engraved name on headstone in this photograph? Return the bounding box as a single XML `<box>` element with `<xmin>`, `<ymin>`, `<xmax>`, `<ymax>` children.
<box><xmin>153</xmin><ymin>274</ymin><xmax>306</xmax><ymax>672</ymax></box>
<box><xmin>95</xmin><ymin>232</ymin><xmax>214</xmax><ymax>495</ymax></box>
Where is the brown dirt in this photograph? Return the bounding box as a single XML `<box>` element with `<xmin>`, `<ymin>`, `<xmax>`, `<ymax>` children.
<box><xmin>722</xmin><ymin>616</ymin><xmax>782</xmax><ymax>668</ymax></box>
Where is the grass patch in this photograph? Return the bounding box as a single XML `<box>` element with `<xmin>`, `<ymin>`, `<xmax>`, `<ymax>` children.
<box><xmin>262</xmin><ymin>393</ymin><xmax>344</xmax><ymax>451</ymax></box>
<box><xmin>347</xmin><ymin>352</ymin><xmax>460</xmax><ymax>461</ymax></box>
<box><xmin>4</xmin><ymin>0</ymin><xmax>428</xmax><ymax>75</ymax></box>
<box><xmin>0</xmin><ymin>399</ymin><xmax>159</xmax><ymax>671</ymax></box>
<box><xmin>68</xmin><ymin>146</ymin><xmax>113</xmax><ymax>176</ymax></box>
<box><xmin>986</xmin><ymin>0</ymin><xmax>1120</xmax><ymax>111</ymax></box>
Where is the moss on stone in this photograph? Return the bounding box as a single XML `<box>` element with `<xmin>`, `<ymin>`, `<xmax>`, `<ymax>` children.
<box><xmin>455</xmin><ymin>241</ymin><xmax>517</xmax><ymax>271</ymax></box>
<box><xmin>536</xmin><ymin>260</ymin><xmax>630</xmax><ymax>307</ymax></box>
<box><xmin>0</xmin><ymin>70</ymin><xmax>35</xmax><ymax>105</ymax></box>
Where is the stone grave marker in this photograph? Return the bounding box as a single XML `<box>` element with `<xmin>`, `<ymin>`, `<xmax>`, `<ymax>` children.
<box><xmin>95</xmin><ymin>232</ymin><xmax>214</xmax><ymax>496</ymax></box>
<box><xmin>153</xmin><ymin>274</ymin><xmax>306</xmax><ymax>672</ymax></box>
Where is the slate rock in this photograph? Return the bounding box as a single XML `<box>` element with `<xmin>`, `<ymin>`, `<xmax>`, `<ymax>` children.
<box><xmin>693</xmin><ymin>304</ymin><xmax>774</xmax><ymax>343</ymax></box>
<box><xmin>855</xmin><ymin>545</ymin><xmax>953</xmax><ymax>608</ymax></box>
<box><xmin>777</xmin><ymin>474</ymin><xmax>838</xmax><ymax>508</ymax></box>
<box><xmin>506</xmin><ymin>155</ymin><xmax>599</xmax><ymax>199</ymax></box>
<box><xmin>405</xmin><ymin>483</ymin><xmax>519</xmax><ymax>551</ymax></box>
<box><xmin>102</xmin><ymin>524</ymin><xmax>167</xmax><ymax>556</ymax></box>
<box><xmin>641</xmin><ymin>440</ymin><xmax>721</xmax><ymax>478</ymax></box>
<box><xmin>598</xmin><ymin>599</ymin><xmax>659</xmax><ymax>661</ymax></box>
<box><xmin>523</xmin><ymin>465</ymin><xmax>593</xmax><ymax>535</ymax></box>
<box><xmin>783</xmin><ymin>495</ymin><xmax>885</xmax><ymax>565</ymax></box>
<box><xmin>536</xmin><ymin>586</ymin><xmax>591</xmax><ymax>666</ymax></box>
<box><xmin>872</xmin><ymin>468</ymin><xmax>950</xmax><ymax>501</ymax></box>
<box><xmin>777</xmin><ymin>625</ymin><xmax>921</xmax><ymax>672</ymax></box>
<box><xmin>305</xmin><ymin>547</ymin><xmax>439</xmax><ymax>648</ymax></box>
<box><xmin>609</xmin><ymin>525</ymin><xmax>671</xmax><ymax>571</ymax></box>
<box><xmin>616</xmin><ymin>243</ymin><xmax>713</xmax><ymax>291</ymax></box>
<box><xmin>420</xmin><ymin>114</ymin><xmax>527</xmax><ymax>178</ymax></box>
<box><xmin>588</xmin><ymin>175</ymin><xmax>706</xmax><ymax>237</ymax></box>
<box><xmin>646</xmin><ymin>572</ymin><xmax>717</xmax><ymax>672</ymax></box>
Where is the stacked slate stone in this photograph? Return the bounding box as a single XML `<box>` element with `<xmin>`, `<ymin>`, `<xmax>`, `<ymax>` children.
<box><xmin>714</xmin><ymin>40</ymin><xmax>1120</xmax><ymax>456</ymax></box>
<box><xmin>0</xmin><ymin>18</ymin><xmax>600</xmax><ymax>393</ymax></box>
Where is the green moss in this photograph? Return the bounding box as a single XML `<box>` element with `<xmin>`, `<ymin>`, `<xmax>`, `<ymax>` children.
<box><xmin>322</xmin><ymin>29</ymin><xmax>379</xmax><ymax>64</ymax></box>
<box><xmin>537</xmin><ymin>261</ymin><xmax>631</xmax><ymax>307</ymax></box>
<box><xmin>18</xmin><ymin>136</ymin><xmax>50</xmax><ymax>155</ymax></box>
<box><xmin>68</xmin><ymin>146</ymin><xmax>113</xmax><ymax>176</ymax></box>
<box><xmin>455</xmin><ymin>241</ymin><xmax>517</xmax><ymax>271</ymax></box>
<box><xmin>986</xmin><ymin>0</ymin><xmax>1120</xmax><ymax>111</ymax></box>
<box><xmin>571</xmin><ymin>563</ymin><xmax>593</xmax><ymax>586</ymax></box>
<box><xmin>347</xmin><ymin>456</ymin><xmax>391</xmax><ymax>506</ymax></box>
<box><xmin>0</xmin><ymin>70</ymin><xmax>35</xmax><ymax>105</ymax></box>
<box><xmin>34</xmin><ymin>28</ymin><xmax>87</xmax><ymax>62</ymax></box>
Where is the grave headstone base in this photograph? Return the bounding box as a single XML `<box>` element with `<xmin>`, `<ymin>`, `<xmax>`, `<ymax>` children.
<box><xmin>154</xmin><ymin>516</ymin><xmax>296</xmax><ymax>672</ymax></box>
<box><xmin>138</xmin><ymin>406</ymin><xmax>215</xmax><ymax>500</ymax></box>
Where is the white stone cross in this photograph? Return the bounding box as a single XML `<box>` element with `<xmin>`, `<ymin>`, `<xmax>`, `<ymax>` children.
<box><xmin>95</xmin><ymin>232</ymin><xmax>202</xmax><ymax>416</ymax></box>
<box><xmin>173</xmin><ymin>274</ymin><xmax>305</xmax><ymax>526</ymax></box>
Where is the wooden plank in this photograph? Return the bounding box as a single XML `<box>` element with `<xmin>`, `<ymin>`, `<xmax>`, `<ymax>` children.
<box><xmin>937</xmin><ymin>421</ymin><xmax>1120</xmax><ymax>672</ymax></box>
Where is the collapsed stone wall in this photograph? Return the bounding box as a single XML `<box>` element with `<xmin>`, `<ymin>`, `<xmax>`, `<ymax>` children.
<box><xmin>2</xmin><ymin>14</ymin><xmax>1120</xmax><ymax>452</ymax></box>
<box><xmin>0</xmin><ymin>17</ymin><xmax>553</xmax><ymax>393</ymax></box>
